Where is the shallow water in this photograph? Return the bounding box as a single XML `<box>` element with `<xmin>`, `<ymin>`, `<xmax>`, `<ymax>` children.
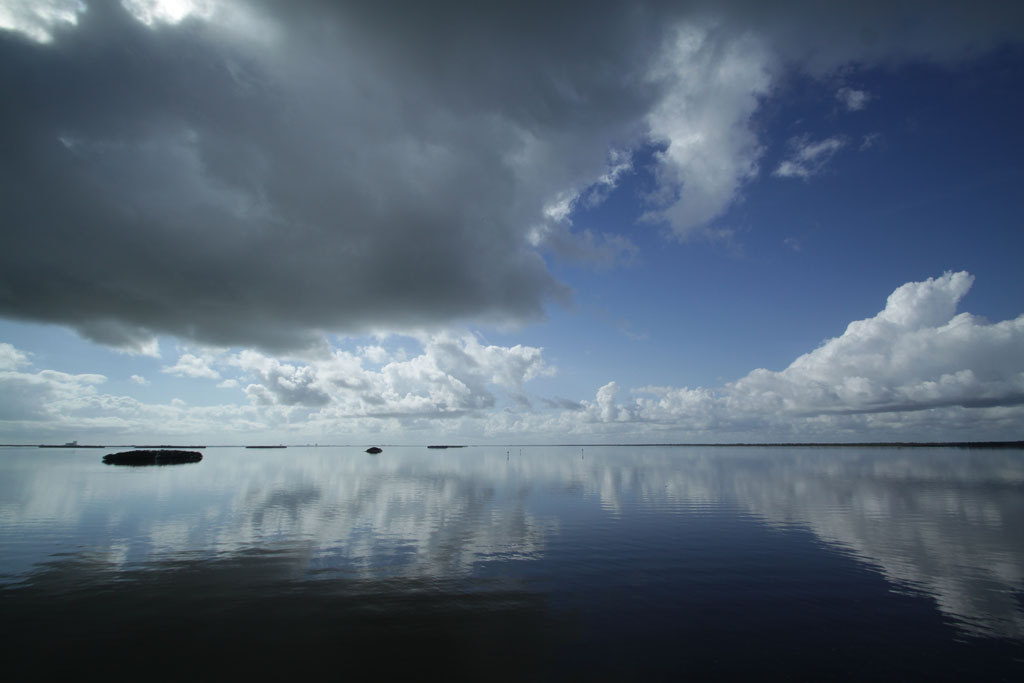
<box><xmin>2</xmin><ymin>445</ymin><xmax>1023</xmax><ymax>680</ymax></box>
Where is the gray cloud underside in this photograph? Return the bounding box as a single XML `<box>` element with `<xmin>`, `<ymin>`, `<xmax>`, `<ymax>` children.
<box><xmin>2</xmin><ymin>1</ymin><xmax>1023</xmax><ymax>350</ymax></box>
<box><xmin>794</xmin><ymin>393</ymin><xmax>1024</xmax><ymax>416</ymax></box>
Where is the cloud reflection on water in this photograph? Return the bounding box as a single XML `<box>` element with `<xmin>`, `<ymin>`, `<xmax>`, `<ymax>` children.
<box><xmin>576</xmin><ymin>446</ymin><xmax>1024</xmax><ymax>638</ymax></box>
<box><xmin>1</xmin><ymin>445</ymin><xmax>1022</xmax><ymax>640</ymax></box>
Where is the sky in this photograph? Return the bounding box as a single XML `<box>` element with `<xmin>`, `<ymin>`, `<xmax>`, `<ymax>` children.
<box><xmin>1</xmin><ymin>0</ymin><xmax>1023</xmax><ymax>444</ymax></box>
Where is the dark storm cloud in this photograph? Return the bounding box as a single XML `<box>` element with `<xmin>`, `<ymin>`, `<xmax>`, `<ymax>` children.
<box><xmin>1</xmin><ymin>1</ymin><xmax>1023</xmax><ymax>351</ymax></box>
<box><xmin>0</xmin><ymin>0</ymin><xmax>681</xmax><ymax>351</ymax></box>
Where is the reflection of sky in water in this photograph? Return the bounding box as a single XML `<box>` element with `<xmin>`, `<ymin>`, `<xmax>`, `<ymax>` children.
<box><xmin>1</xmin><ymin>445</ymin><xmax>1023</xmax><ymax>641</ymax></box>
<box><xmin>0</xmin><ymin>447</ymin><xmax>558</xmax><ymax>584</ymax></box>
<box><xmin>640</xmin><ymin>447</ymin><xmax>1024</xmax><ymax>639</ymax></box>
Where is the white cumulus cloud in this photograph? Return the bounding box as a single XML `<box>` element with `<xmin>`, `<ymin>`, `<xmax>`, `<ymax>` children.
<box><xmin>643</xmin><ymin>24</ymin><xmax>773</xmax><ymax>239</ymax></box>
<box><xmin>0</xmin><ymin>342</ymin><xmax>30</xmax><ymax>371</ymax></box>
<box><xmin>533</xmin><ymin>272</ymin><xmax>1024</xmax><ymax>442</ymax></box>
<box><xmin>231</xmin><ymin>333</ymin><xmax>554</xmax><ymax>419</ymax></box>
<box><xmin>730</xmin><ymin>271</ymin><xmax>1024</xmax><ymax>416</ymax></box>
<box><xmin>162</xmin><ymin>353</ymin><xmax>220</xmax><ymax>379</ymax></box>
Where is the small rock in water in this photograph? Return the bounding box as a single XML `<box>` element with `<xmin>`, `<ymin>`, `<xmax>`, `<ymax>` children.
<box><xmin>365</xmin><ymin>446</ymin><xmax>383</xmax><ymax>454</ymax></box>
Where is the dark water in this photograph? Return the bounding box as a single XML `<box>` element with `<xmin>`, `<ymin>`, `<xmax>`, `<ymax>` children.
<box><xmin>2</xmin><ymin>445</ymin><xmax>1023</xmax><ymax>681</ymax></box>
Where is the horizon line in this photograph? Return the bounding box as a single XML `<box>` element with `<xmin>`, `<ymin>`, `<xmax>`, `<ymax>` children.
<box><xmin>5</xmin><ymin>440</ymin><xmax>1023</xmax><ymax>449</ymax></box>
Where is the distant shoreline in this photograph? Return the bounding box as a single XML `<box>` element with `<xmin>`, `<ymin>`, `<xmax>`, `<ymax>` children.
<box><xmin>3</xmin><ymin>440</ymin><xmax>1022</xmax><ymax>449</ymax></box>
<box><xmin>513</xmin><ymin>441</ymin><xmax>1024</xmax><ymax>449</ymax></box>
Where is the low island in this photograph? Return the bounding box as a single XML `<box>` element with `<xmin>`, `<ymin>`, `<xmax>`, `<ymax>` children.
<box><xmin>102</xmin><ymin>449</ymin><xmax>203</xmax><ymax>466</ymax></box>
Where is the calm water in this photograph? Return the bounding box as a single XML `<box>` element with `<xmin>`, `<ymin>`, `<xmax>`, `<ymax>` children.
<box><xmin>2</xmin><ymin>445</ymin><xmax>1023</xmax><ymax>680</ymax></box>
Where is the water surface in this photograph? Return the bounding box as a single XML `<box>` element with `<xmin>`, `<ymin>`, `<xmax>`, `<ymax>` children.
<box><xmin>2</xmin><ymin>445</ymin><xmax>1023</xmax><ymax>680</ymax></box>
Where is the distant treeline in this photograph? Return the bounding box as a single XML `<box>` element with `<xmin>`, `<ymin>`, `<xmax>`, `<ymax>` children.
<box><xmin>514</xmin><ymin>441</ymin><xmax>1024</xmax><ymax>449</ymax></box>
<box><xmin>5</xmin><ymin>441</ymin><xmax>1021</xmax><ymax>449</ymax></box>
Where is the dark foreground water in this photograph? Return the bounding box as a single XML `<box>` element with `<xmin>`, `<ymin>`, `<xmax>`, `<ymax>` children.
<box><xmin>2</xmin><ymin>445</ymin><xmax>1023</xmax><ymax>681</ymax></box>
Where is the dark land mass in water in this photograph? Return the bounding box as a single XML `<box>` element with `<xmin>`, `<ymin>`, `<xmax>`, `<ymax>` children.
<box><xmin>38</xmin><ymin>444</ymin><xmax>105</xmax><ymax>448</ymax></box>
<box><xmin>245</xmin><ymin>445</ymin><xmax>287</xmax><ymax>449</ymax></box>
<box><xmin>365</xmin><ymin>447</ymin><xmax>383</xmax><ymax>454</ymax></box>
<box><xmin>103</xmin><ymin>450</ymin><xmax>203</xmax><ymax>466</ymax></box>
<box><xmin>131</xmin><ymin>444</ymin><xmax>206</xmax><ymax>449</ymax></box>
<box><xmin>427</xmin><ymin>445</ymin><xmax>467</xmax><ymax>449</ymax></box>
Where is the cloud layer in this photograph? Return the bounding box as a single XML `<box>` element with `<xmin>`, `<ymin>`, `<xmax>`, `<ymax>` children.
<box><xmin>2</xmin><ymin>1</ymin><xmax>1023</xmax><ymax>350</ymax></box>
<box><xmin>1</xmin><ymin>272</ymin><xmax>1021</xmax><ymax>442</ymax></box>
<box><xmin>563</xmin><ymin>272</ymin><xmax>1024</xmax><ymax>441</ymax></box>
<box><xmin>0</xmin><ymin>331</ymin><xmax>554</xmax><ymax>440</ymax></box>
